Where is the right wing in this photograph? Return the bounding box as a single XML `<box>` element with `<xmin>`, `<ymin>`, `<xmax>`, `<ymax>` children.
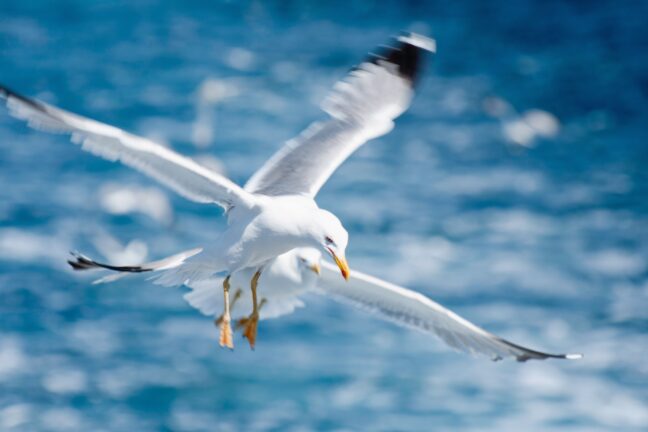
<box><xmin>244</xmin><ymin>33</ymin><xmax>435</xmax><ymax>197</ymax></box>
<box><xmin>0</xmin><ymin>86</ymin><xmax>255</xmax><ymax>210</ymax></box>
<box><xmin>318</xmin><ymin>261</ymin><xmax>583</xmax><ymax>362</ymax></box>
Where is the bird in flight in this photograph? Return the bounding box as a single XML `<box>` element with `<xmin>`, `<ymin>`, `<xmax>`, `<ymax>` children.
<box><xmin>0</xmin><ymin>33</ymin><xmax>581</xmax><ymax>361</ymax></box>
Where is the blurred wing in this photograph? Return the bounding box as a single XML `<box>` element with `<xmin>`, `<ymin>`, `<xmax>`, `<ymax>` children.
<box><xmin>318</xmin><ymin>261</ymin><xmax>582</xmax><ymax>362</ymax></box>
<box><xmin>184</xmin><ymin>251</ymin><xmax>310</xmax><ymax>319</ymax></box>
<box><xmin>0</xmin><ymin>86</ymin><xmax>254</xmax><ymax>210</ymax></box>
<box><xmin>245</xmin><ymin>33</ymin><xmax>435</xmax><ymax>197</ymax></box>
<box><xmin>184</xmin><ymin>278</ymin><xmax>306</xmax><ymax>320</ymax></box>
<box><xmin>183</xmin><ymin>277</ymin><xmax>225</xmax><ymax>317</ymax></box>
<box><xmin>184</xmin><ymin>277</ymin><xmax>306</xmax><ymax>320</ymax></box>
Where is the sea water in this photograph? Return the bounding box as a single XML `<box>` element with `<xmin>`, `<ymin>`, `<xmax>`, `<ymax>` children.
<box><xmin>0</xmin><ymin>1</ymin><xmax>646</xmax><ymax>431</ymax></box>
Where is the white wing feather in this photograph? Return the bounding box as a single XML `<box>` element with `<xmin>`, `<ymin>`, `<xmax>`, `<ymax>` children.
<box><xmin>0</xmin><ymin>86</ymin><xmax>255</xmax><ymax>210</ymax></box>
<box><xmin>245</xmin><ymin>33</ymin><xmax>435</xmax><ymax>197</ymax></box>
<box><xmin>318</xmin><ymin>261</ymin><xmax>582</xmax><ymax>362</ymax></box>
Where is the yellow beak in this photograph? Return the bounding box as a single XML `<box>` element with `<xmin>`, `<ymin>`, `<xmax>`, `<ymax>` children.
<box><xmin>331</xmin><ymin>252</ymin><xmax>350</xmax><ymax>281</ymax></box>
<box><xmin>309</xmin><ymin>263</ymin><xmax>321</xmax><ymax>275</ymax></box>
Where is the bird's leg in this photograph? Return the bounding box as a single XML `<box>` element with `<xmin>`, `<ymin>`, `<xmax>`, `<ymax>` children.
<box><xmin>235</xmin><ymin>297</ymin><xmax>267</xmax><ymax>330</ymax></box>
<box><xmin>214</xmin><ymin>288</ymin><xmax>242</xmax><ymax>326</ymax></box>
<box><xmin>218</xmin><ymin>275</ymin><xmax>234</xmax><ymax>349</ymax></box>
<box><xmin>241</xmin><ymin>269</ymin><xmax>262</xmax><ymax>349</ymax></box>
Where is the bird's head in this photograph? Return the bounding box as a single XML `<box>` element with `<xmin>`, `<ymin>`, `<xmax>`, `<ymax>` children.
<box><xmin>295</xmin><ymin>247</ymin><xmax>323</xmax><ymax>277</ymax></box>
<box><xmin>307</xmin><ymin>209</ymin><xmax>349</xmax><ymax>280</ymax></box>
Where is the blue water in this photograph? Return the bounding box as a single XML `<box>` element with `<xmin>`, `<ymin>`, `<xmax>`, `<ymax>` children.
<box><xmin>1</xmin><ymin>1</ymin><xmax>647</xmax><ymax>431</ymax></box>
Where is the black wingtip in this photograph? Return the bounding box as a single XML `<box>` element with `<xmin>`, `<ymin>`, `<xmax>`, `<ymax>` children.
<box><xmin>366</xmin><ymin>32</ymin><xmax>436</xmax><ymax>86</ymax></box>
<box><xmin>67</xmin><ymin>250</ymin><xmax>152</xmax><ymax>274</ymax></box>
<box><xmin>496</xmin><ymin>336</ymin><xmax>584</xmax><ymax>362</ymax></box>
<box><xmin>68</xmin><ymin>251</ymin><xmax>99</xmax><ymax>271</ymax></box>
<box><xmin>0</xmin><ymin>84</ymin><xmax>23</xmax><ymax>104</ymax></box>
<box><xmin>515</xmin><ymin>352</ymin><xmax>584</xmax><ymax>362</ymax></box>
<box><xmin>397</xmin><ymin>32</ymin><xmax>437</xmax><ymax>53</ymax></box>
<box><xmin>0</xmin><ymin>84</ymin><xmax>48</xmax><ymax>113</ymax></box>
<box><xmin>67</xmin><ymin>259</ymin><xmax>87</xmax><ymax>270</ymax></box>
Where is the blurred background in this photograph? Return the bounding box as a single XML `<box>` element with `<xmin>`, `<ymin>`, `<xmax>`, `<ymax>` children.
<box><xmin>0</xmin><ymin>1</ymin><xmax>646</xmax><ymax>431</ymax></box>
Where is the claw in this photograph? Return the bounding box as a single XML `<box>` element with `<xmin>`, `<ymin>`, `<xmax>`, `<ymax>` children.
<box><xmin>215</xmin><ymin>288</ymin><xmax>242</xmax><ymax>328</ymax></box>
<box><xmin>241</xmin><ymin>314</ymin><xmax>259</xmax><ymax>350</ymax></box>
<box><xmin>240</xmin><ymin>270</ymin><xmax>262</xmax><ymax>350</ymax></box>
<box><xmin>218</xmin><ymin>275</ymin><xmax>234</xmax><ymax>350</ymax></box>
<box><xmin>219</xmin><ymin>317</ymin><xmax>234</xmax><ymax>349</ymax></box>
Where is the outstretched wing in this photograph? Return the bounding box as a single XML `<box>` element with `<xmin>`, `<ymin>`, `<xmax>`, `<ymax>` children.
<box><xmin>245</xmin><ymin>33</ymin><xmax>435</xmax><ymax>197</ymax></box>
<box><xmin>0</xmin><ymin>86</ymin><xmax>255</xmax><ymax>210</ymax></box>
<box><xmin>318</xmin><ymin>261</ymin><xmax>583</xmax><ymax>362</ymax></box>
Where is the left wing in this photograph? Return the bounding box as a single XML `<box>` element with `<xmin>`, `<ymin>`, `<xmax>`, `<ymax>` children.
<box><xmin>0</xmin><ymin>86</ymin><xmax>255</xmax><ymax>210</ymax></box>
<box><xmin>244</xmin><ymin>33</ymin><xmax>435</xmax><ymax>197</ymax></box>
<box><xmin>318</xmin><ymin>261</ymin><xmax>583</xmax><ymax>362</ymax></box>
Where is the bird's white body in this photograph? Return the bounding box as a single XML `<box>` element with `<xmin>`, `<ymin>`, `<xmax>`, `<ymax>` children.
<box><xmin>154</xmin><ymin>194</ymin><xmax>342</xmax><ymax>287</ymax></box>
<box><xmin>222</xmin><ymin>195</ymin><xmax>319</xmax><ymax>272</ymax></box>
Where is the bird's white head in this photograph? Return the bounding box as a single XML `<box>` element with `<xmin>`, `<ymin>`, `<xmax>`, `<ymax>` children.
<box><xmin>295</xmin><ymin>247</ymin><xmax>323</xmax><ymax>277</ymax></box>
<box><xmin>307</xmin><ymin>209</ymin><xmax>350</xmax><ymax>280</ymax></box>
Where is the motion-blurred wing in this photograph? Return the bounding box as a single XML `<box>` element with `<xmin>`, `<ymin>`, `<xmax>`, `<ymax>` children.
<box><xmin>318</xmin><ymin>261</ymin><xmax>582</xmax><ymax>362</ymax></box>
<box><xmin>184</xmin><ymin>253</ymin><xmax>309</xmax><ymax>320</ymax></box>
<box><xmin>245</xmin><ymin>33</ymin><xmax>435</xmax><ymax>197</ymax></box>
<box><xmin>184</xmin><ymin>277</ymin><xmax>306</xmax><ymax>321</ymax></box>
<box><xmin>0</xmin><ymin>86</ymin><xmax>255</xmax><ymax>210</ymax></box>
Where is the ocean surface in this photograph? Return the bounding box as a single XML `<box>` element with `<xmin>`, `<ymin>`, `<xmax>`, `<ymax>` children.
<box><xmin>1</xmin><ymin>1</ymin><xmax>647</xmax><ymax>431</ymax></box>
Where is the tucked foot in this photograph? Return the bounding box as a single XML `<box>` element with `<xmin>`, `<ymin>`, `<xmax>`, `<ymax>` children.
<box><xmin>239</xmin><ymin>313</ymin><xmax>259</xmax><ymax>350</ymax></box>
<box><xmin>219</xmin><ymin>317</ymin><xmax>234</xmax><ymax>349</ymax></box>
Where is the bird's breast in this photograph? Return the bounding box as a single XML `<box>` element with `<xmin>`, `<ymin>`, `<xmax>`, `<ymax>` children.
<box><xmin>223</xmin><ymin>195</ymin><xmax>318</xmax><ymax>272</ymax></box>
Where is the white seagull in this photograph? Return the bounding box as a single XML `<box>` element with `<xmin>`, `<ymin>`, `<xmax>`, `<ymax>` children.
<box><xmin>75</xmin><ymin>247</ymin><xmax>582</xmax><ymax>362</ymax></box>
<box><xmin>1</xmin><ymin>33</ymin><xmax>436</xmax><ymax>349</ymax></box>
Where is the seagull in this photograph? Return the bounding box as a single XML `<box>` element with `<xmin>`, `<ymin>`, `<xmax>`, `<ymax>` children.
<box><xmin>1</xmin><ymin>33</ymin><xmax>436</xmax><ymax>349</ymax></box>
<box><xmin>71</xmin><ymin>247</ymin><xmax>583</xmax><ymax>362</ymax></box>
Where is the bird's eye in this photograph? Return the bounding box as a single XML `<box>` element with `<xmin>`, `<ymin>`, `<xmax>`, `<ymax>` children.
<box><xmin>325</xmin><ymin>236</ymin><xmax>334</xmax><ymax>245</ymax></box>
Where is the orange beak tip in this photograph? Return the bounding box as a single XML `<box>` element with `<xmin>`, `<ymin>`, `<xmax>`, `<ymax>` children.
<box><xmin>331</xmin><ymin>252</ymin><xmax>350</xmax><ymax>282</ymax></box>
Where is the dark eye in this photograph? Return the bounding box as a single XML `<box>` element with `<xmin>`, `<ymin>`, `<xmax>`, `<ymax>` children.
<box><xmin>325</xmin><ymin>236</ymin><xmax>334</xmax><ymax>245</ymax></box>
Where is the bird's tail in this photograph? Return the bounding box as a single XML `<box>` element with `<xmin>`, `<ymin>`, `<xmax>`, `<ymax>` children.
<box><xmin>68</xmin><ymin>248</ymin><xmax>203</xmax><ymax>284</ymax></box>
